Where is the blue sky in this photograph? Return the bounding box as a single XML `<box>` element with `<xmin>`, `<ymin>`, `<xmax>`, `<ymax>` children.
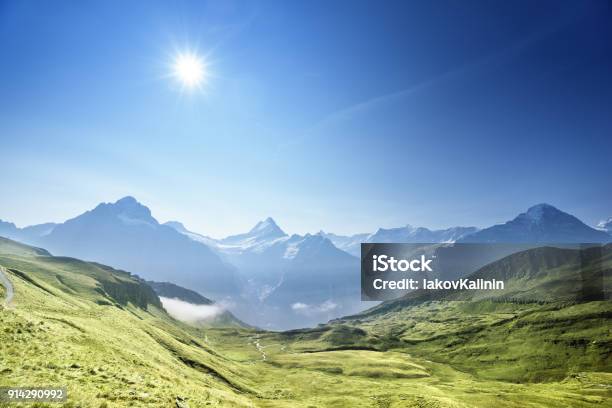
<box><xmin>1</xmin><ymin>0</ymin><xmax>611</xmax><ymax>237</ymax></box>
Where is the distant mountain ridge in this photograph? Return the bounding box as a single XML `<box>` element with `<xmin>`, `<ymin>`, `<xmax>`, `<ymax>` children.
<box><xmin>168</xmin><ymin>217</ymin><xmax>355</xmax><ymax>266</ymax></box>
<box><xmin>459</xmin><ymin>203</ymin><xmax>611</xmax><ymax>243</ymax></box>
<box><xmin>322</xmin><ymin>226</ymin><xmax>479</xmax><ymax>256</ymax></box>
<box><xmin>162</xmin><ymin>221</ymin><xmax>218</xmax><ymax>246</ymax></box>
<box><xmin>0</xmin><ymin>220</ymin><xmax>57</xmax><ymax>243</ymax></box>
<box><xmin>317</xmin><ymin>231</ymin><xmax>370</xmax><ymax>255</ymax></box>
<box><xmin>368</xmin><ymin>225</ymin><xmax>478</xmax><ymax>243</ymax></box>
<box><xmin>33</xmin><ymin>197</ymin><xmax>238</xmax><ymax>298</ymax></box>
<box><xmin>1</xmin><ymin>198</ymin><xmax>610</xmax><ymax>329</ymax></box>
<box><xmin>168</xmin><ymin>218</ymin><xmax>360</xmax><ymax>329</ymax></box>
<box><xmin>3</xmin><ymin>200</ymin><xmax>609</xmax><ymax>261</ymax></box>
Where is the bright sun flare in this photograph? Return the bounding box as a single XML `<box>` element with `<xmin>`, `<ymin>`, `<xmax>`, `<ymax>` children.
<box><xmin>173</xmin><ymin>52</ymin><xmax>207</xmax><ymax>89</ymax></box>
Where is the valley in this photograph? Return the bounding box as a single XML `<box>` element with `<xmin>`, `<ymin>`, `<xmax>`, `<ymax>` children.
<box><xmin>1</xmin><ymin>237</ymin><xmax>610</xmax><ymax>407</ymax></box>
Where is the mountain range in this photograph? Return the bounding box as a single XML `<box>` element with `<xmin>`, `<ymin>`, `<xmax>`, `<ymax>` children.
<box><xmin>322</xmin><ymin>225</ymin><xmax>479</xmax><ymax>256</ymax></box>
<box><xmin>1</xmin><ymin>197</ymin><xmax>237</xmax><ymax>299</ymax></box>
<box><xmin>0</xmin><ymin>220</ymin><xmax>57</xmax><ymax>243</ymax></box>
<box><xmin>166</xmin><ymin>217</ymin><xmax>360</xmax><ymax>329</ymax></box>
<box><xmin>322</xmin><ymin>204</ymin><xmax>611</xmax><ymax>256</ymax></box>
<box><xmin>1</xmin><ymin>197</ymin><xmax>610</xmax><ymax>329</ymax></box>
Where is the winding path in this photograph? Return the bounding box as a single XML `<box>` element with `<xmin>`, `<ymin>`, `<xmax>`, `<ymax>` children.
<box><xmin>251</xmin><ymin>336</ymin><xmax>267</xmax><ymax>361</ymax></box>
<box><xmin>0</xmin><ymin>266</ymin><xmax>14</xmax><ymax>307</ymax></box>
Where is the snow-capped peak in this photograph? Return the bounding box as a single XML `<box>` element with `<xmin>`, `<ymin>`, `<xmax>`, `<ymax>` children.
<box><xmin>163</xmin><ymin>221</ymin><xmax>218</xmax><ymax>246</ymax></box>
<box><xmin>220</xmin><ymin>217</ymin><xmax>287</xmax><ymax>249</ymax></box>
<box><xmin>249</xmin><ymin>217</ymin><xmax>285</xmax><ymax>236</ymax></box>
<box><xmin>80</xmin><ymin>196</ymin><xmax>157</xmax><ymax>227</ymax></box>
<box><xmin>596</xmin><ymin>217</ymin><xmax>612</xmax><ymax>233</ymax></box>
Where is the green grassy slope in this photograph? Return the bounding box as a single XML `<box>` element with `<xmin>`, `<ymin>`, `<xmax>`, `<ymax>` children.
<box><xmin>0</xmin><ymin>236</ymin><xmax>51</xmax><ymax>257</ymax></box>
<box><xmin>1</xmin><ymin>238</ymin><xmax>611</xmax><ymax>407</ymax></box>
<box><xmin>201</xmin><ymin>248</ymin><xmax>612</xmax><ymax>407</ymax></box>
<box><xmin>206</xmin><ymin>309</ymin><xmax>611</xmax><ymax>407</ymax></box>
<box><xmin>324</xmin><ymin>247</ymin><xmax>612</xmax><ymax>384</ymax></box>
<box><xmin>0</xmin><ymin>238</ymin><xmax>255</xmax><ymax>407</ymax></box>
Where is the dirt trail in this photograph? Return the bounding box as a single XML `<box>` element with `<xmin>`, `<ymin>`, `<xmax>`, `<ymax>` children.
<box><xmin>251</xmin><ymin>336</ymin><xmax>267</xmax><ymax>361</ymax></box>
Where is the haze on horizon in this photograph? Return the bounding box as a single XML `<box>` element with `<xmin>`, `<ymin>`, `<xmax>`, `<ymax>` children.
<box><xmin>1</xmin><ymin>0</ymin><xmax>611</xmax><ymax>237</ymax></box>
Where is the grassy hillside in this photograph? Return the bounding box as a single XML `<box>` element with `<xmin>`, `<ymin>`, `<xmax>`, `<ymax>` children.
<box><xmin>1</xmin><ymin>238</ymin><xmax>611</xmax><ymax>407</ymax></box>
<box><xmin>0</xmin><ymin>238</ymin><xmax>255</xmax><ymax>407</ymax></box>
<box><xmin>0</xmin><ymin>236</ymin><xmax>51</xmax><ymax>257</ymax></box>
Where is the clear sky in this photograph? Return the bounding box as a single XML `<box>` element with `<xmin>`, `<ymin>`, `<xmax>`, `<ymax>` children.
<box><xmin>1</xmin><ymin>0</ymin><xmax>611</xmax><ymax>237</ymax></box>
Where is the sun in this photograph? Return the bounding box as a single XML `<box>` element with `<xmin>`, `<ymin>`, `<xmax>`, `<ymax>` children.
<box><xmin>172</xmin><ymin>52</ymin><xmax>207</xmax><ymax>89</ymax></box>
